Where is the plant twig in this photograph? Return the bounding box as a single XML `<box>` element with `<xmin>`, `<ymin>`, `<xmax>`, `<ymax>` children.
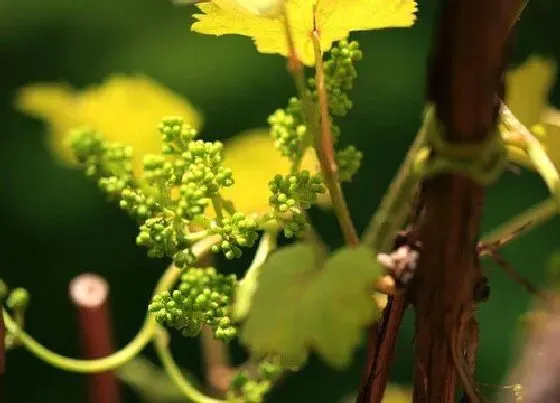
<box><xmin>196</xmin><ymin>245</ymin><xmax>233</xmax><ymax>398</ymax></box>
<box><xmin>311</xmin><ymin>30</ymin><xmax>360</xmax><ymax>246</ymax></box>
<box><xmin>357</xmin><ymin>295</ymin><xmax>407</xmax><ymax>403</ymax></box>
<box><xmin>69</xmin><ymin>274</ymin><xmax>121</xmax><ymax>403</ymax></box>
<box><xmin>479</xmin><ymin>198</ymin><xmax>557</xmax><ymax>256</ymax></box>
<box><xmin>200</xmin><ymin>326</ymin><xmax>232</xmax><ymax>397</ymax></box>
<box><xmin>489</xmin><ymin>251</ymin><xmax>551</xmax><ymax>304</ymax></box>
<box><xmin>362</xmin><ymin>122</ymin><xmax>426</xmax><ymax>253</ymax></box>
<box><xmin>154</xmin><ymin>330</ymin><xmax>226</xmax><ymax>403</ymax></box>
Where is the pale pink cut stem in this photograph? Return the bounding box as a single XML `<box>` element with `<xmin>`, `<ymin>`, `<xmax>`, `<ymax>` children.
<box><xmin>69</xmin><ymin>274</ymin><xmax>121</xmax><ymax>403</ymax></box>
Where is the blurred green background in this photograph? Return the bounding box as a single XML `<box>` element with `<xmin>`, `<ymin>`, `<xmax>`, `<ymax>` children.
<box><xmin>1</xmin><ymin>0</ymin><xmax>560</xmax><ymax>402</ymax></box>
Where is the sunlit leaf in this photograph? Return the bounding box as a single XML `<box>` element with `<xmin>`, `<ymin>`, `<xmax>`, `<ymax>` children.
<box><xmin>191</xmin><ymin>0</ymin><xmax>417</xmax><ymax>65</ymax></box>
<box><xmin>506</xmin><ymin>55</ymin><xmax>557</xmax><ymax>128</ymax></box>
<box><xmin>14</xmin><ymin>75</ymin><xmax>202</xmax><ymax>177</ymax></box>
<box><xmin>221</xmin><ymin>128</ymin><xmax>331</xmax><ymax>213</ymax></box>
<box><xmin>240</xmin><ymin>243</ymin><xmax>382</xmax><ymax>369</ymax></box>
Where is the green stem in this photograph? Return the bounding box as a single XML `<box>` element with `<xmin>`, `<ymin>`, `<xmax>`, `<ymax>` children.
<box><xmin>281</xmin><ymin>4</ymin><xmax>316</xmax><ymax>152</ymax></box>
<box><xmin>311</xmin><ymin>31</ymin><xmax>360</xmax><ymax>246</ymax></box>
<box><xmin>362</xmin><ymin>111</ymin><xmax>428</xmax><ymax>252</ymax></box>
<box><xmin>154</xmin><ymin>330</ymin><xmax>226</xmax><ymax>403</ymax></box>
<box><xmin>2</xmin><ymin>236</ymin><xmax>219</xmax><ymax>373</ymax></box>
<box><xmin>232</xmin><ymin>230</ymin><xmax>277</xmax><ymax>322</ymax></box>
<box><xmin>186</xmin><ymin>230</ymin><xmax>209</xmax><ymax>242</ymax></box>
<box><xmin>501</xmin><ymin>104</ymin><xmax>560</xmax><ymax>208</ymax></box>
<box><xmin>211</xmin><ymin>195</ymin><xmax>224</xmax><ymax>222</ymax></box>
<box><xmin>480</xmin><ymin>198</ymin><xmax>557</xmax><ymax>256</ymax></box>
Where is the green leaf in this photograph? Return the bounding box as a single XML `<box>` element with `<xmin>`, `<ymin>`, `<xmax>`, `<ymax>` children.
<box><xmin>240</xmin><ymin>243</ymin><xmax>382</xmax><ymax>370</ymax></box>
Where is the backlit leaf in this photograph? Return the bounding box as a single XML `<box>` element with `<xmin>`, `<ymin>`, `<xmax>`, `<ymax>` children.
<box><xmin>240</xmin><ymin>243</ymin><xmax>382</xmax><ymax>369</ymax></box>
<box><xmin>191</xmin><ymin>0</ymin><xmax>417</xmax><ymax>65</ymax></box>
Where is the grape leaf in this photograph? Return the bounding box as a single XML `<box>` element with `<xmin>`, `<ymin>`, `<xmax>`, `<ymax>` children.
<box><xmin>505</xmin><ymin>55</ymin><xmax>560</xmax><ymax>170</ymax></box>
<box><xmin>506</xmin><ymin>55</ymin><xmax>557</xmax><ymax>128</ymax></box>
<box><xmin>240</xmin><ymin>243</ymin><xmax>382</xmax><ymax>369</ymax></box>
<box><xmin>191</xmin><ymin>0</ymin><xmax>417</xmax><ymax>66</ymax></box>
<box><xmin>14</xmin><ymin>75</ymin><xmax>202</xmax><ymax>177</ymax></box>
<box><xmin>221</xmin><ymin>128</ymin><xmax>331</xmax><ymax>214</ymax></box>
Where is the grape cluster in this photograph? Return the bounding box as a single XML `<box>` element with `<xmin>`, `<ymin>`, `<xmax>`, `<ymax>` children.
<box><xmin>210</xmin><ymin>213</ymin><xmax>259</xmax><ymax>259</ymax></box>
<box><xmin>268</xmin><ymin>171</ymin><xmax>325</xmax><ymax>238</ymax></box>
<box><xmin>69</xmin><ymin>128</ymin><xmax>135</xmax><ymax>198</ymax></box>
<box><xmin>336</xmin><ymin>145</ymin><xmax>363</xmax><ymax>182</ymax></box>
<box><xmin>119</xmin><ymin>188</ymin><xmax>159</xmax><ymax>220</ymax></box>
<box><xmin>148</xmin><ymin>267</ymin><xmax>237</xmax><ymax>342</ymax></box>
<box><xmin>228</xmin><ymin>360</ymin><xmax>282</xmax><ymax>403</ymax></box>
<box><xmin>268</xmin><ymin>97</ymin><xmax>307</xmax><ymax>162</ymax></box>
<box><xmin>311</xmin><ymin>40</ymin><xmax>363</xmax><ymax>117</ymax></box>
<box><xmin>136</xmin><ymin>216</ymin><xmax>186</xmax><ymax>259</ymax></box>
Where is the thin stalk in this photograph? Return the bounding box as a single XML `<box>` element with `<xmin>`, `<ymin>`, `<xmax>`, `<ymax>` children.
<box><xmin>362</xmin><ymin>121</ymin><xmax>426</xmax><ymax>253</ymax></box>
<box><xmin>154</xmin><ymin>330</ymin><xmax>226</xmax><ymax>403</ymax></box>
<box><xmin>311</xmin><ymin>30</ymin><xmax>360</xmax><ymax>246</ymax></box>
<box><xmin>281</xmin><ymin>3</ymin><xmax>317</xmax><ymax>169</ymax></box>
<box><xmin>1</xmin><ymin>235</ymin><xmax>219</xmax><ymax>373</ymax></box>
<box><xmin>479</xmin><ymin>198</ymin><xmax>557</xmax><ymax>256</ymax></box>
<box><xmin>490</xmin><ymin>252</ymin><xmax>551</xmax><ymax>304</ymax></box>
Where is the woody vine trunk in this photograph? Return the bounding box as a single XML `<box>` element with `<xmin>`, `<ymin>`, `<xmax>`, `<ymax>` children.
<box><xmin>358</xmin><ymin>0</ymin><xmax>523</xmax><ymax>402</ymax></box>
<box><xmin>412</xmin><ymin>0</ymin><xmax>521</xmax><ymax>402</ymax></box>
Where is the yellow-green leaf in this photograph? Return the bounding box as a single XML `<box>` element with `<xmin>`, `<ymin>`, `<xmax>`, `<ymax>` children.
<box><xmin>505</xmin><ymin>55</ymin><xmax>559</xmax><ymax>170</ymax></box>
<box><xmin>240</xmin><ymin>243</ymin><xmax>382</xmax><ymax>369</ymax></box>
<box><xmin>14</xmin><ymin>75</ymin><xmax>202</xmax><ymax>177</ymax></box>
<box><xmin>191</xmin><ymin>0</ymin><xmax>417</xmax><ymax>66</ymax></box>
<box><xmin>506</xmin><ymin>55</ymin><xmax>557</xmax><ymax>128</ymax></box>
<box><xmin>221</xmin><ymin>128</ymin><xmax>331</xmax><ymax>214</ymax></box>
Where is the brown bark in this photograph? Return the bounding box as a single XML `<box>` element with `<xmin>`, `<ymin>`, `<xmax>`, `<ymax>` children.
<box><xmin>357</xmin><ymin>295</ymin><xmax>407</xmax><ymax>403</ymax></box>
<box><xmin>69</xmin><ymin>274</ymin><xmax>121</xmax><ymax>403</ymax></box>
<box><xmin>411</xmin><ymin>1</ymin><xmax>522</xmax><ymax>402</ymax></box>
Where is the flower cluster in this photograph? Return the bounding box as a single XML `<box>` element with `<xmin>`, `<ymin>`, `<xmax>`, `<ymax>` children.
<box><xmin>148</xmin><ymin>267</ymin><xmax>237</xmax><ymax>342</ymax></box>
<box><xmin>268</xmin><ymin>171</ymin><xmax>325</xmax><ymax>238</ymax></box>
<box><xmin>228</xmin><ymin>359</ymin><xmax>283</xmax><ymax>403</ymax></box>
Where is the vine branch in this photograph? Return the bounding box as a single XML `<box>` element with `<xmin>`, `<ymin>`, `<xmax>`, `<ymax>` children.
<box><xmin>311</xmin><ymin>29</ymin><xmax>360</xmax><ymax>247</ymax></box>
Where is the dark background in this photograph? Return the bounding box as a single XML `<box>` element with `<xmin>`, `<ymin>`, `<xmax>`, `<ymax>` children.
<box><xmin>1</xmin><ymin>0</ymin><xmax>560</xmax><ymax>402</ymax></box>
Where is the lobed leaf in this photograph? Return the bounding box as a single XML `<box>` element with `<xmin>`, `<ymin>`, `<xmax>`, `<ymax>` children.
<box><xmin>191</xmin><ymin>0</ymin><xmax>417</xmax><ymax>65</ymax></box>
<box><xmin>240</xmin><ymin>243</ymin><xmax>382</xmax><ymax>369</ymax></box>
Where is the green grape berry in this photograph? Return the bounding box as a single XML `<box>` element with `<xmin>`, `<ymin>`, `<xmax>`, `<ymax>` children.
<box><xmin>136</xmin><ymin>216</ymin><xmax>180</xmax><ymax>258</ymax></box>
<box><xmin>6</xmin><ymin>287</ymin><xmax>30</xmax><ymax>311</ymax></box>
<box><xmin>210</xmin><ymin>213</ymin><xmax>259</xmax><ymax>259</ymax></box>
<box><xmin>309</xmin><ymin>39</ymin><xmax>362</xmax><ymax>117</ymax></box>
<box><xmin>268</xmin><ymin>97</ymin><xmax>307</xmax><ymax>161</ymax></box>
<box><xmin>268</xmin><ymin>171</ymin><xmax>325</xmax><ymax>238</ymax></box>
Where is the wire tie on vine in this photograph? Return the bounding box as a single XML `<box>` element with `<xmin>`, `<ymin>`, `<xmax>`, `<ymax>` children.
<box><xmin>413</xmin><ymin>104</ymin><xmax>509</xmax><ymax>185</ymax></box>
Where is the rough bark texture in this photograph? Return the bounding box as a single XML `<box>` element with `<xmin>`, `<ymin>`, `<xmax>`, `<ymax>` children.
<box><xmin>412</xmin><ymin>1</ymin><xmax>522</xmax><ymax>402</ymax></box>
<box><xmin>357</xmin><ymin>296</ymin><xmax>406</xmax><ymax>403</ymax></box>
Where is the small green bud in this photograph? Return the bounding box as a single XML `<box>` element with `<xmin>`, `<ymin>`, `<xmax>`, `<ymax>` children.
<box><xmin>7</xmin><ymin>288</ymin><xmax>30</xmax><ymax>311</ymax></box>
